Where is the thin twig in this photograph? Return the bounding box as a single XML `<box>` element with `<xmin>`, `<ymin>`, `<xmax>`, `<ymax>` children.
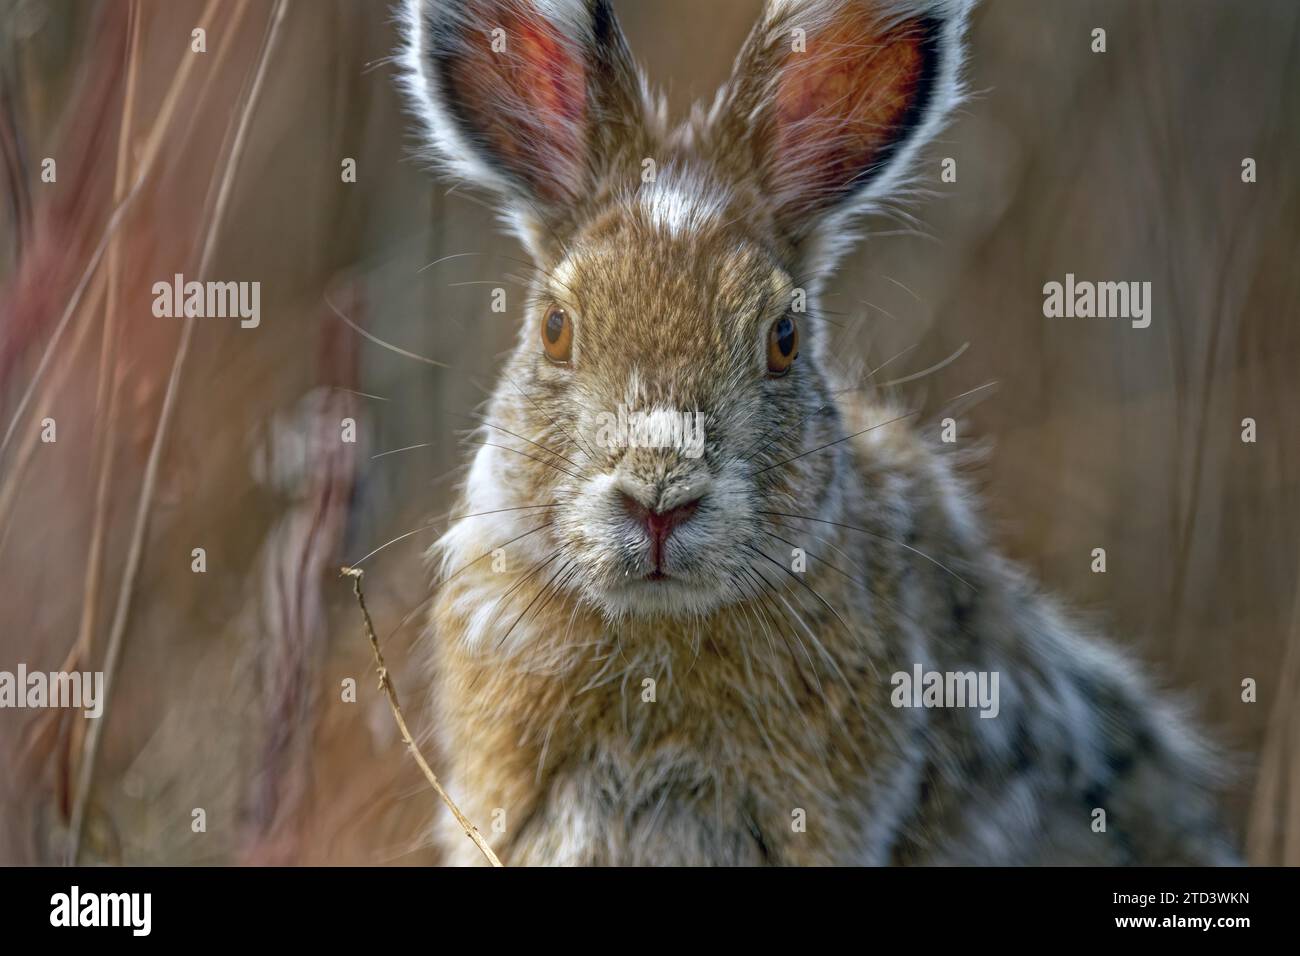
<box><xmin>341</xmin><ymin>567</ymin><xmax>503</xmax><ymax>867</ymax></box>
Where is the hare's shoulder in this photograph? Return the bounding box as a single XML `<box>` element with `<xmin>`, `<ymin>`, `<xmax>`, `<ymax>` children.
<box><xmin>835</xmin><ymin>394</ymin><xmax>988</xmax><ymax>569</ymax></box>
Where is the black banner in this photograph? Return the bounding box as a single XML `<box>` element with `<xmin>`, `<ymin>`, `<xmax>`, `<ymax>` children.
<box><xmin>0</xmin><ymin>865</ymin><xmax>1280</xmax><ymax>941</ymax></box>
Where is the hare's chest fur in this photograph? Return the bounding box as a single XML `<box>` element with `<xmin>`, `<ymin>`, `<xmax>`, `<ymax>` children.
<box><xmin>428</xmin><ymin>612</ymin><xmax>924</xmax><ymax>866</ymax></box>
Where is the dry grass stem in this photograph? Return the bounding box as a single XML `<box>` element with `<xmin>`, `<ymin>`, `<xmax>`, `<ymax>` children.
<box><xmin>67</xmin><ymin>0</ymin><xmax>288</xmax><ymax>863</ymax></box>
<box><xmin>341</xmin><ymin>566</ymin><xmax>504</xmax><ymax>867</ymax></box>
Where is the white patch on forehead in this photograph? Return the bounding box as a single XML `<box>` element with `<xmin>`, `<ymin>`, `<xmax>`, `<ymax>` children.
<box><xmin>637</xmin><ymin>177</ymin><xmax>727</xmax><ymax>238</ymax></box>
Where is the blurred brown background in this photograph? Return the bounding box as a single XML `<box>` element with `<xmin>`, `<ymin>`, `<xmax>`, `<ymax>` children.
<box><xmin>1</xmin><ymin>0</ymin><xmax>1297</xmax><ymax>865</ymax></box>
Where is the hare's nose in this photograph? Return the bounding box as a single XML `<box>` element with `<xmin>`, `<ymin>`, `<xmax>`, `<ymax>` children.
<box><xmin>620</xmin><ymin>492</ymin><xmax>703</xmax><ymax>562</ymax></box>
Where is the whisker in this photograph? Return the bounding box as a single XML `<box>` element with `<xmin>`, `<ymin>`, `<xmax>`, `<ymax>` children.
<box><xmin>740</xmin><ymin>560</ymin><xmax>826</xmax><ymax>701</ymax></box>
<box><xmin>740</xmin><ymin>397</ymin><xmax>834</xmax><ymax>465</ymax></box>
<box><xmin>742</xmin><ymin>542</ymin><xmax>859</xmax><ymax>643</ymax></box>
<box><xmin>496</xmin><ymin>555</ymin><xmax>575</xmax><ymax>650</ymax></box>
<box><xmin>872</xmin><ymin>341</ymin><xmax>969</xmax><ymax>390</ymax></box>
<box><xmin>738</xmin><ymin>564</ymin><xmax>816</xmax><ymax>697</ymax></box>
<box><xmin>362</xmin><ymin>53</ymin><xmax>397</xmax><ymax>75</ymax></box>
<box><xmin>525</xmin><ymin>562</ymin><xmax>582</xmax><ymax>636</ymax></box>
<box><xmin>752</xmin><ymin>410</ymin><xmax>918</xmax><ymax>476</ymax></box>
<box><xmin>744</xmin><ymin>543</ymin><xmax>879</xmax><ymax>732</ymax></box>
<box><xmin>759</xmin><ymin>527</ymin><xmax>860</xmax><ymax>587</ymax></box>
<box><xmin>829</xmin><ymin>342</ymin><xmax>918</xmax><ymax>397</ymax></box>
<box><xmin>487</xmin><ymin>548</ymin><xmax>565</xmax><ymax>636</ymax></box>
<box><xmin>353</xmin><ymin>505</ymin><xmax>556</xmax><ymax>574</ymax></box>
<box><xmin>535</xmin><ymin>599</ymin><xmax>588</xmax><ymax>780</ymax></box>
<box><xmin>417</xmin><ymin>251</ymin><xmax>481</xmax><ymax>274</ymax></box>
<box><xmin>857</xmin><ymin>299</ymin><xmax>903</xmax><ymax>324</ymax></box>
<box><xmin>447</xmin><ymin>503</ymin><xmax>558</xmax><ymax>522</ymax></box>
<box><xmin>936</xmin><ymin>379</ymin><xmax>1000</xmax><ymax>416</ymax></box>
<box><xmin>502</xmin><ymin>373</ymin><xmax>600</xmax><ymax>466</ymax></box>
<box><xmin>333</xmin><ymin>386</ymin><xmax>389</xmax><ymax>402</ymax></box>
<box><xmin>880</xmin><ymin>274</ymin><xmax>922</xmax><ymax>302</ymax></box>
<box><xmin>768</xmin><ymin>581</ymin><xmax>878</xmax><ymax>751</ymax></box>
<box><xmin>473</xmin><ymin>418</ymin><xmax>586</xmax><ymax>474</ymax></box>
<box><xmin>742</xmin><ymin>343</ymin><xmax>917</xmax><ymax>464</ymax></box>
<box><xmin>434</xmin><ymin>519</ymin><xmax>555</xmax><ymax>589</ymax></box>
<box><xmin>757</xmin><ymin>509</ymin><xmax>977</xmax><ymax>591</ymax></box>
<box><xmin>732</xmin><ymin>571</ymin><xmax>809</xmax><ymax>709</ymax></box>
<box><xmin>325</xmin><ymin>294</ymin><xmax>449</xmax><ymax>368</ymax></box>
<box><xmin>728</xmin><ymin>570</ymin><xmax>781</xmax><ymax>669</ymax></box>
<box><xmin>349</xmin><ymin>525</ymin><xmax>436</xmax><ymax>567</ymax></box>
<box><xmin>464</xmin><ymin>440</ymin><xmax>584</xmax><ymax>481</ymax></box>
<box><xmin>371</xmin><ymin>442</ymin><xmax>432</xmax><ymax>460</ymax></box>
<box><xmin>496</xmin><ymin>253</ymin><xmax>581</xmax><ymax>299</ymax></box>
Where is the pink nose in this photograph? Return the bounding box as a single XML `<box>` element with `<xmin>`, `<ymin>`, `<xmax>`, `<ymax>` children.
<box><xmin>621</xmin><ymin>494</ymin><xmax>702</xmax><ymax>573</ymax></box>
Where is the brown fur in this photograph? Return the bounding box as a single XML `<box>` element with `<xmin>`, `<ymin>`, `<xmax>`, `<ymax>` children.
<box><xmin>401</xmin><ymin>0</ymin><xmax>1237</xmax><ymax>865</ymax></box>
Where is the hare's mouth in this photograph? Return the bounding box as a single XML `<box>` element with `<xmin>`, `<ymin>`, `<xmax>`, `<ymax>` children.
<box><xmin>618</xmin><ymin>551</ymin><xmax>712</xmax><ymax>589</ymax></box>
<box><xmin>602</xmin><ymin>567</ymin><xmax>725</xmax><ymax>617</ymax></box>
<box><xmin>594</xmin><ymin>519</ymin><xmax>733</xmax><ymax>616</ymax></box>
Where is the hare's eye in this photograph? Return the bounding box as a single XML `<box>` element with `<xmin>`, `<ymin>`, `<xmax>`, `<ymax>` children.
<box><xmin>541</xmin><ymin>306</ymin><xmax>572</xmax><ymax>364</ymax></box>
<box><xmin>767</xmin><ymin>315</ymin><xmax>798</xmax><ymax>376</ymax></box>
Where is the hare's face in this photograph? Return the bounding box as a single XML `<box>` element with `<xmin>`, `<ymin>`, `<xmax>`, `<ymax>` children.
<box><xmin>513</xmin><ymin>206</ymin><xmax>841</xmax><ymax>617</ymax></box>
<box><xmin>403</xmin><ymin>0</ymin><xmax>972</xmax><ymax>621</ymax></box>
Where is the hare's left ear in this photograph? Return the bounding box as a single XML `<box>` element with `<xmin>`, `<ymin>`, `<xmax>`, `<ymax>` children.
<box><xmin>399</xmin><ymin>0</ymin><xmax>652</xmax><ymax>261</ymax></box>
<box><xmin>707</xmin><ymin>0</ymin><xmax>974</xmax><ymax>270</ymax></box>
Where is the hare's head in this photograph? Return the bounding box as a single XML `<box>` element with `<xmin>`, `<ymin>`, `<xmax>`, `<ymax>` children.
<box><xmin>402</xmin><ymin>0</ymin><xmax>971</xmax><ymax>622</ymax></box>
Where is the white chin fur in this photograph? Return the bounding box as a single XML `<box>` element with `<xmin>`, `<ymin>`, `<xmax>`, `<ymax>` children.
<box><xmin>594</xmin><ymin>574</ymin><xmax>731</xmax><ymax>621</ymax></box>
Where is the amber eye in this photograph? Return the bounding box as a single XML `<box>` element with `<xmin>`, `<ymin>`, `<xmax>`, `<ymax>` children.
<box><xmin>767</xmin><ymin>315</ymin><xmax>799</xmax><ymax>375</ymax></box>
<box><xmin>541</xmin><ymin>306</ymin><xmax>572</xmax><ymax>364</ymax></box>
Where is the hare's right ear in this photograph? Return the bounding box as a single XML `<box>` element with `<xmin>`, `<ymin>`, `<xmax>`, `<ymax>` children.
<box><xmin>399</xmin><ymin>0</ymin><xmax>652</xmax><ymax>260</ymax></box>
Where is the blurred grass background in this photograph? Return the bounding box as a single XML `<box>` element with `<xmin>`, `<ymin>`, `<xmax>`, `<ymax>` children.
<box><xmin>0</xmin><ymin>0</ymin><xmax>1297</xmax><ymax>865</ymax></box>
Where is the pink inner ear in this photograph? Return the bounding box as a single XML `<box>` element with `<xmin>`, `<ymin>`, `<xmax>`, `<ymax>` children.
<box><xmin>772</xmin><ymin>9</ymin><xmax>928</xmax><ymax>222</ymax></box>
<box><xmin>449</xmin><ymin>2</ymin><xmax>588</xmax><ymax>203</ymax></box>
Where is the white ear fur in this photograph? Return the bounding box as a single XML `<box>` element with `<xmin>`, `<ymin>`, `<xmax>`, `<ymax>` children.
<box><xmin>814</xmin><ymin>0</ymin><xmax>974</xmax><ymax>267</ymax></box>
<box><xmin>711</xmin><ymin>0</ymin><xmax>975</xmax><ymax>275</ymax></box>
<box><xmin>397</xmin><ymin>0</ymin><xmax>650</xmax><ymax>259</ymax></box>
<box><xmin>398</xmin><ymin>0</ymin><xmax>590</xmax><ymax>195</ymax></box>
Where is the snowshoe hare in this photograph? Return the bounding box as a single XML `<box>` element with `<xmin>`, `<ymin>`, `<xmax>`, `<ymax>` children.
<box><xmin>399</xmin><ymin>0</ymin><xmax>1237</xmax><ymax>865</ymax></box>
